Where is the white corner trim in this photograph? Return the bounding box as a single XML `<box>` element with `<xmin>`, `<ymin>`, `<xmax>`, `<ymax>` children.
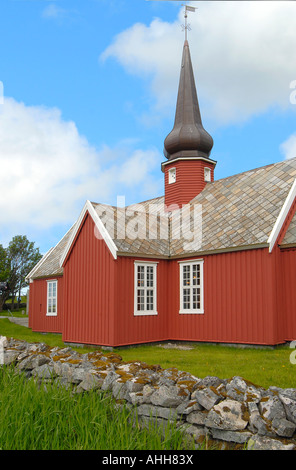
<box><xmin>25</xmin><ymin>247</ymin><xmax>55</xmax><ymax>282</ymax></box>
<box><xmin>268</xmin><ymin>178</ymin><xmax>296</xmax><ymax>253</ymax></box>
<box><xmin>60</xmin><ymin>200</ymin><xmax>117</xmax><ymax>267</ymax></box>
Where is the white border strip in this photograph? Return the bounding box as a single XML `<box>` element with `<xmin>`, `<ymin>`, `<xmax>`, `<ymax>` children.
<box><xmin>268</xmin><ymin>178</ymin><xmax>296</xmax><ymax>253</ymax></box>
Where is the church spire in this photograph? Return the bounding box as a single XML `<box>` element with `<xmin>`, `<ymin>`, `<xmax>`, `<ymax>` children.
<box><xmin>162</xmin><ymin>37</ymin><xmax>216</xmax><ymax>209</ymax></box>
<box><xmin>163</xmin><ymin>39</ymin><xmax>213</xmax><ymax>161</ymax></box>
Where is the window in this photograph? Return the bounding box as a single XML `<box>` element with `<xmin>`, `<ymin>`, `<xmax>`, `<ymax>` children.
<box><xmin>47</xmin><ymin>280</ymin><xmax>57</xmax><ymax>316</ymax></box>
<box><xmin>179</xmin><ymin>260</ymin><xmax>204</xmax><ymax>314</ymax></box>
<box><xmin>168</xmin><ymin>167</ymin><xmax>176</xmax><ymax>184</ymax></box>
<box><xmin>134</xmin><ymin>262</ymin><xmax>157</xmax><ymax>316</ymax></box>
<box><xmin>204</xmin><ymin>167</ymin><xmax>211</xmax><ymax>182</ymax></box>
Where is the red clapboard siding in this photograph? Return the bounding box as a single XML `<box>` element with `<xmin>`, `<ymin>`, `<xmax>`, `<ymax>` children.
<box><xmin>62</xmin><ymin>213</ymin><xmax>116</xmax><ymax>346</ymax></box>
<box><xmin>28</xmin><ymin>276</ymin><xmax>63</xmax><ymax>333</ymax></box>
<box><xmin>164</xmin><ymin>159</ymin><xmax>214</xmax><ymax>208</ymax></box>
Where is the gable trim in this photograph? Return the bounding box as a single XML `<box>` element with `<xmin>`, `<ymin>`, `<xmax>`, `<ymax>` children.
<box><xmin>60</xmin><ymin>200</ymin><xmax>117</xmax><ymax>267</ymax></box>
<box><xmin>268</xmin><ymin>178</ymin><xmax>296</xmax><ymax>253</ymax></box>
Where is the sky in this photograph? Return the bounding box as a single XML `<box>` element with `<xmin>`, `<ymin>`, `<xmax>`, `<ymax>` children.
<box><xmin>0</xmin><ymin>0</ymin><xmax>296</xmax><ymax>255</ymax></box>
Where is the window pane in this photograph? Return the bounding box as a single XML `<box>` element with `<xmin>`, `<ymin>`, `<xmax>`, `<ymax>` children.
<box><xmin>146</xmin><ymin>289</ymin><xmax>154</xmax><ymax>310</ymax></box>
<box><xmin>146</xmin><ymin>266</ymin><xmax>154</xmax><ymax>287</ymax></box>
<box><xmin>48</xmin><ymin>283</ymin><xmax>52</xmax><ymax>297</ymax></box>
<box><xmin>137</xmin><ymin>266</ymin><xmax>145</xmax><ymax>287</ymax></box>
<box><xmin>193</xmin><ymin>287</ymin><xmax>200</xmax><ymax>309</ymax></box>
<box><xmin>137</xmin><ymin>289</ymin><xmax>144</xmax><ymax>311</ymax></box>
<box><xmin>183</xmin><ymin>288</ymin><xmax>190</xmax><ymax>309</ymax></box>
<box><xmin>48</xmin><ymin>298</ymin><xmax>52</xmax><ymax>313</ymax></box>
<box><xmin>52</xmin><ymin>282</ymin><xmax>57</xmax><ymax>297</ymax></box>
<box><xmin>183</xmin><ymin>266</ymin><xmax>190</xmax><ymax>286</ymax></box>
<box><xmin>192</xmin><ymin>265</ymin><xmax>200</xmax><ymax>286</ymax></box>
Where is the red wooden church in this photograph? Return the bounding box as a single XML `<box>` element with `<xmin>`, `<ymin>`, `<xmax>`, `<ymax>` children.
<box><xmin>27</xmin><ymin>39</ymin><xmax>296</xmax><ymax>348</ymax></box>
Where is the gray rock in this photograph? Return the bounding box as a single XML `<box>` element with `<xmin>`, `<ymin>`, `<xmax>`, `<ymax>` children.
<box><xmin>31</xmin><ymin>364</ymin><xmax>56</xmax><ymax>380</ymax></box>
<box><xmin>125</xmin><ymin>378</ymin><xmax>146</xmax><ymax>393</ymax></box>
<box><xmin>272</xmin><ymin>417</ymin><xmax>296</xmax><ymax>438</ymax></box>
<box><xmin>192</xmin><ymin>386</ymin><xmax>222</xmax><ymax>410</ymax></box>
<box><xmin>247</xmin><ymin>435</ymin><xmax>295</xmax><ymax>450</ymax></box>
<box><xmin>210</xmin><ymin>428</ymin><xmax>253</xmax><ymax>444</ymax></box>
<box><xmin>1</xmin><ymin>350</ymin><xmax>19</xmax><ymax>365</ymax></box>
<box><xmin>101</xmin><ymin>371</ymin><xmax>117</xmax><ymax>391</ymax></box>
<box><xmin>112</xmin><ymin>380</ymin><xmax>130</xmax><ymax>401</ymax></box>
<box><xmin>205</xmin><ymin>399</ymin><xmax>249</xmax><ymax>431</ymax></box>
<box><xmin>17</xmin><ymin>354</ymin><xmax>49</xmax><ymax>371</ymax></box>
<box><xmin>137</xmin><ymin>403</ymin><xmax>179</xmax><ymax>420</ymax></box>
<box><xmin>76</xmin><ymin>372</ymin><xmax>104</xmax><ymax>392</ymax></box>
<box><xmin>186</xmin><ymin>411</ymin><xmax>208</xmax><ymax>426</ymax></box>
<box><xmin>279</xmin><ymin>394</ymin><xmax>296</xmax><ymax>425</ymax></box>
<box><xmin>259</xmin><ymin>395</ymin><xmax>286</xmax><ymax>421</ymax></box>
<box><xmin>176</xmin><ymin>399</ymin><xmax>203</xmax><ymax>415</ymax></box>
<box><xmin>199</xmin><ymin>376</ymin><xmax>225</xmax><ymax>388</ymax></box>
<box><xmin>226</xmin><ymin>376</ymin><xmax>262</xmax><ymax>403</ymax></box>
<box><xmin>179</xmin><ymin>424</ymin><xmax>207</xmax><ymax>445</ymax></box>
<box><xmin>150</xmin><ymin>385</ymin><xmax>184</xmax><ymax>408</ymax></box>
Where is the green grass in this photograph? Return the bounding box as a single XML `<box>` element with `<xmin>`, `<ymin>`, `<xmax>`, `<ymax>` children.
<box><xmin>0</xmin><ymin>308</ymin><xmax>28</xmax><ymax>317</ymax></box>
<box><xmin>114</xmin><ymin>343</ymin><xmax>295</xmax><ymax>390</ymax></box>
<box><xmin>0</xmin><ymin>318</ymin><xmax>295</xmax><ymax>389</ymax></box>
<box><xmin>0</xmin><ymin>367</ymin><xmax>189</xmax><ymax>450</ymax></box>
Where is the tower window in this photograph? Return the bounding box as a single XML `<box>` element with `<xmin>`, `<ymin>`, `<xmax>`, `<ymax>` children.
<box><xmin>168</xmin><ymin>167</ymin><xmax>176</xmax><ymax>184</ymax></box>
<box><xmin>204</xmin><ymin>167</ymin><xmax>211</xmax><ymax>182</ymax></box>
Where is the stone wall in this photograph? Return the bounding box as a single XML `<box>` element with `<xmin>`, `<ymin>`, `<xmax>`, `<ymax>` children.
<box><xmin>1</xmin><ymin>336</ymin><xmax>296</xmax><ymax>450</ymax></box>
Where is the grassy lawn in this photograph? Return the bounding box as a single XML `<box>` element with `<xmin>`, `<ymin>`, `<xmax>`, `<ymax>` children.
<box><xmin>0</xmin><ymin>318</ymin><xmax>295</xmax><ymax>390</ymax></box>
<box><xmin>114</xmin><ymin>342</ymin><xmax>295</xmax><ymax>390</ymax></box>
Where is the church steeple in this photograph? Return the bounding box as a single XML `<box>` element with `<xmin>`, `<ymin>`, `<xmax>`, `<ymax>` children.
<box><xmin>164</xmin><ymin>40</ymin><xmax>213</xmax><ymax>160</ymax></box>
<box><xmin>162</xmin><ymin>39</ymin><xmax>216</xmax><ymax>209</ymax></box>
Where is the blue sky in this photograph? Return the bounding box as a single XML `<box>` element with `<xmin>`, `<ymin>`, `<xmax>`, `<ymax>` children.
<box><xmin>0</xmin><ymin>0</ymin><xmax>296</xmax><ymax>254</ymax></box>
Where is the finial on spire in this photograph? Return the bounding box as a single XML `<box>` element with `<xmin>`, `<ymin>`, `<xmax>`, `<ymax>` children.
<box><xmin>181</xmin><ymin>4</ymin><xmax>197</xmax><ymax>41</ymax></box>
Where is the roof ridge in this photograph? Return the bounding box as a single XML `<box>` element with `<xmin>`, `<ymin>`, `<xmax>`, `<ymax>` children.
<box><xmin>213</xmin><ymin>157</ymin><xmax>296</xmax><ymax>184</ymax></box>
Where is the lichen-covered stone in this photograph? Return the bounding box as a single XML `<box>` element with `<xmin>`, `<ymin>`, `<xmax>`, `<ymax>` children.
<box><xmin>205</xmin><ymin>399</ymin><xmax>249</xmax><ymax>431</ymax></box>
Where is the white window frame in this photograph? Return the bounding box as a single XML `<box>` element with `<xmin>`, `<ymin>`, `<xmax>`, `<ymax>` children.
<box><xmin>46</xmin><ymin>279</ymin><xmax>58</xmax><ymax>316</ymax></box>
<box><xmin>179</xmin><ymin>259</ymin><xmax>204</xmax><ymax>314</ymax></box>
<box><xmin>204</xmin><ymin>167</ymin><xmax>211</xmax><ymax>182</ymax></box>
<box><xmin>134</xmin><ymin>261</ymin><xmax>158</xmax><ymax>316</ymax></box>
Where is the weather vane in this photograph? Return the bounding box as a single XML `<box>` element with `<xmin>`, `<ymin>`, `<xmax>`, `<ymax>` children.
<box><xmin>146</xmin><ymin>1</ymin><xmax>197</xmax><ymax>41</ymax></box>
<box><xmin>181</xmin><ymin>4</ymin><xmax>196</xmax><ymax>41</ymax></box>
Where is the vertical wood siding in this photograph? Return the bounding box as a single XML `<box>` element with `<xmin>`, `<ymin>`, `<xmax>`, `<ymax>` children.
<box><xmin>62</xmin><ymin>214</ymin><xmax>116</xmax><ymax>346</ymax></box>
<box><xmin>167</xmin><ymin>248</ymin><xmax>278</xmax><ymax>345</ymax></box>
<box><xmin>164</xmin><ymin>160</ymin><xmax>214</xmax><ymax>208</ymax></box>
<box><xmin>280</xmin><ymin>248</ymin><xmax>296</xmax><ymax>341</ymax></box>
<box><xmin>28</xmin><ymin>276</ymin><xmax>63</xmax><ymax>333</ymax></box>
<box><xmin>113</xmin><ymin>257</ymin><xmax>170</xmax><ymax>346</ymax></box>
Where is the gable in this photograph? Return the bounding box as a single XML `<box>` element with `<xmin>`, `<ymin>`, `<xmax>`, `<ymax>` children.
<box><xmin>60</xmin><ymin>200</ymin><xmax>118</xmax><ymax>268</ymax></box>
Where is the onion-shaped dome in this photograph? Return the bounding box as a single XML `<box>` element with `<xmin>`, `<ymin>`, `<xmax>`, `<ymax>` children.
<box><xmin>164</xmin><ymin>40</ymin><xmax>213</xmax><ymax>161</ymax></box>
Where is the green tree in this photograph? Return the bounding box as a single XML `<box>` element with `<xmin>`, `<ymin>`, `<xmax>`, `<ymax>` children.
<box><xmin>0</xmin><ymin>244</ymin><xmax>11</xmax><ymax>310</ymax></box>
<box><xmin>8</xmin><ymin>235</ymin><xmax>42</xmax><ymax>308</ymax></box>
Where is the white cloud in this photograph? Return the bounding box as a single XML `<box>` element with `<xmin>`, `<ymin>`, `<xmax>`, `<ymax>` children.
<box><xmin>0</xmin><ymin>98</ymin><xmax>161</xmax><ymax>234</ymax></box>
<box><xmin>280</xmin><ymin>134</ymin><xmax>296</xmax><ymax>160</ymax></box>
<box><xmin>42</xmin><ymin>4</ymin><xmax>67</xmax><ymax>19</ymax></box>
<box><xmin>102</xmin><ymin>1</ymin><xmax>296</xmax><ymax>125</ymax></box>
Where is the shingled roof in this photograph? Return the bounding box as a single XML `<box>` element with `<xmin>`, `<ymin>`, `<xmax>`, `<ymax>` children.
<box><xmin>27</xmin><ymin>157</ymin><xmax>296</xmax><ymax>280</ymax></box>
